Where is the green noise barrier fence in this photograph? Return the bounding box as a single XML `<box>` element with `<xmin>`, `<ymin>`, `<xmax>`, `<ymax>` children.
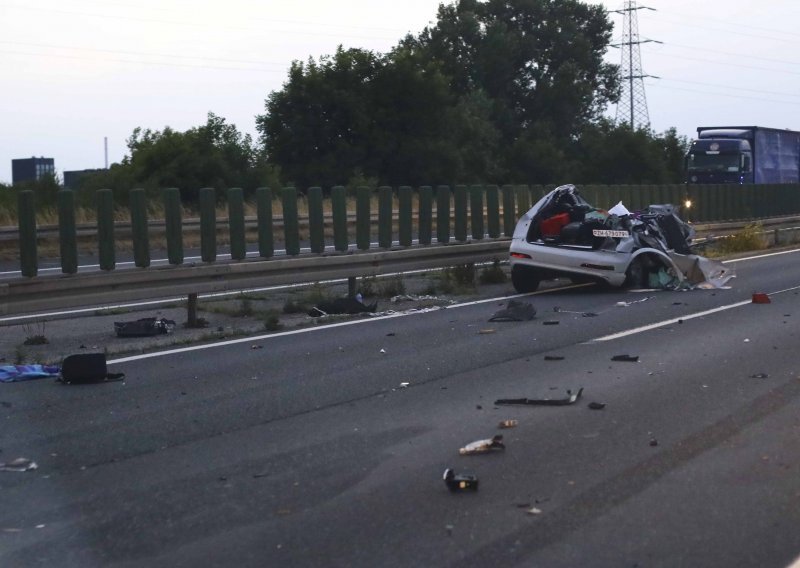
<box><xmin>13</xmin><ymin>182</ymin><xmax>800</xmax><ymax>276</ymax></box>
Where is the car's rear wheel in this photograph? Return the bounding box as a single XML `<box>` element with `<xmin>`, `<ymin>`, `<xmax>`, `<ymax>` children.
<box><xmin>511</xmin><ymin>265</ymin><xmax>541</xmax><ymax>293</ymax></box>
<box><xmin>624</xmin><ymin>256</ymin><xmax>649</xmax><ymax>288</ymax></box>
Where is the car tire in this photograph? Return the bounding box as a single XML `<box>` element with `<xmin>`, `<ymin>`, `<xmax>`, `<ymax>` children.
<box><xmin>511</xmin><ymin>265</ymin><xmax>541</xmax><ymax>293</ymax></box>
<box><xmin>624</xmin><ymin>257</ymin><xmax>649</xmax><ymax>288</ymax></box>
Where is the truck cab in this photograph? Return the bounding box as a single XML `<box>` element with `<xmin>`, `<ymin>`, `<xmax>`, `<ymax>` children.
<box><xmin>685</xmin><ymin>128</ymin><xmax>753</xmax><ymax>184</ymax></box>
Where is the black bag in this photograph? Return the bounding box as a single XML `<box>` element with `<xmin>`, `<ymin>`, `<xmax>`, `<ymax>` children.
<box><xmin>59</xmin><ymin>353</ymin><xmax>125</xmax><ymax>384</ymax></box>
<box><xmin>114</xmin><ymin>317</ymin><xmax>175</xmax><ymax>337</ymax></box>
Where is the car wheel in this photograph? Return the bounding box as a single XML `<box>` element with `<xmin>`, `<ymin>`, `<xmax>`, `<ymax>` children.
<box><xmin>511</xmin><ymin>265</ymin><xmax>541</xmax><ymax>293</ymax></box>
<box><xmin>624</xmin><ymin>257</ymin><xmax>649</xmax><ymax>288</ymax></box>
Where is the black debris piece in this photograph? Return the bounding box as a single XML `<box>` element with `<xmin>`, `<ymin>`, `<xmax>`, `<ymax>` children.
<box><xmin>588</xmin><ymin>402</ymin><xmax>606</xmax><ymax>410</ymax></box>
<box><xmin>57</xmin><ymin>353</ymin><xmax>125</xmax><ymax>385</ymax></box>
<box><xmin>543</xmin><ymin>320</ymin><xmax>560</xmax><ymax>326</ymax></box>
<box><xmin>749</xmin><ymin>373</ymin><xmax>769</xmax><ymax>379</ymax></box>
<box><xmin>554</xmin><ymin>307</ymin><xmax>598</xmax><ymax>317</ymax></box>
<box><xmin>308</xmin><ymin>297</ymin><xmax>377</xmax><ymax>317</ymax></box>
<box><xmin>582</xmin><ymin>312</ymin><xmax>599</xmax><ymax>317</ymax></box>
<box><xmin>649</xmin><ymin>438</ymin><xmax>659</xmax><ymax>447</ymax></box>
<box><xmin>611</xmin><ymin>354</ymin><xmax>639</xmax><ymax>362</ymax></box>
<box><xmin>544</xmin><ymin>355</ymin><xmax>565</xmax><ymax>361</ymax></box>
<box><xmin>443</xmin><ymin>468</ymin><xmax>479</xmax><ymax>492</ymax></box>
<box><xmin>114</xmin><ymin>317</ymin><xmax>175</xmax><ymax>337</ymax></box>
<box><xmin>495</xmin><ymin>387</ymin><xmax>583</xmax><ymax>406</ymax></box>
<box><xmin>488</xmin><ymin>300</ymin><xmax>537</xmax><ymax>322</ymax></box>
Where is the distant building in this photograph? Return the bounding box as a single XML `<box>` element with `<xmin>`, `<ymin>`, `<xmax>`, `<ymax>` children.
<box><xmin>63</xmin><ymin>168</ymin><xmax>105</xmax><ymax>189</ymax></box>
<box><xmin>12</xmin><ymin>157</ymin><xmax>55</xmax><ymax>185</ymax></box>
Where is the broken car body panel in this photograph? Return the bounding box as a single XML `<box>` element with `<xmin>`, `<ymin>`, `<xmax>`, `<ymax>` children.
<box><xmin>509</xmin><ymin>184</ymin><xmax>734</xmax><ymax>291</ymax></box>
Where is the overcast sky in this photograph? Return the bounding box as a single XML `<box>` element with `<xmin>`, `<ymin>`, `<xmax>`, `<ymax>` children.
<box><xmin>2</xmin><ymin>0</ymin><xmax>800</xmax><ymax>184</ymax></box>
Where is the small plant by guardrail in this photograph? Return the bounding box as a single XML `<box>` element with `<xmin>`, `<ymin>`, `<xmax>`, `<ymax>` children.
<box><xmin>709</xmin><ymin>222</ymin><xmax>767</xmax><ymax>256</ymax></box>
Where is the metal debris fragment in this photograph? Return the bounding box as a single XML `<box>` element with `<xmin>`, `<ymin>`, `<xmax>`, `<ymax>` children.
<box><xmin>459</xmin><ymin>435</ymin><xmax>505</xmax><ymax>455</ymax></box>
<box><xmin>495</xmin><ymin>388</ymin><xmax>583</xmax><ymax>406</ymax></box>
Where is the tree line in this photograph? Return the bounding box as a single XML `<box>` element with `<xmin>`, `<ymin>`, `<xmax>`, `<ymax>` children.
<box><xmin>3</xmin><ymin>0</ymin><xmax>688</xmax><ymax>208</ymax></box>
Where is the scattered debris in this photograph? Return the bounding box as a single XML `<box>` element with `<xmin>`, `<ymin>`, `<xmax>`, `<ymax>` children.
<box><xmin>744</xmin><ymin>338</ymin><xmax>750</xmax><ymax>343</ymax></box>
<box><xmin>752</xmin><ymin>292</ymin><xmax>771</xmax><ymax>304</ymax></box>
<box><xmin>649</xmin><ymin>438</ymin><xmax>659</xmax><ymax>447</ymax></box>
<box><xmin>57</xmin><ymin>353</ymin><xmax>125</xmax><ymax>385</ymax></box>
<box><xmin>386</xmin><ymin>332</ymin><xmax>396</xmax><ymax>337</ymax></box>
<box><xmin>488</xmin><ymin>300</ymin><xmax>537</xmax><ymax>322</ymax></box>
<box><xmin>750</xmin><ymin>373</ymin><xmax>769</xmax><ymax>379</ymax></box>
<box><xmin>308</xmin><ymin>297</ymin><xmax>377</xmax><ymax>317</ymax></box>
<box><xmin>398</xmin><ymin>382</ymin><xmax>410</xmax><ymax>388</ymax></box>
<box><xmin>0</xmin><ymin>364</ymin><xmax>60</xmax><ymax>383</ymax></box>
<box><xmin>114</xmin><ymin>317</ymin><xmax>175</xmax><ymax>337</ymax></box>
<box><xmin>478</xmin><ymin>329</ymin><xmax>496</xmax><ymax>335</ymax></box>
<box><xmin>498</xmin><ymin>419</ymin><xmax>518</xmax><ymax>429</ymax></box>
<box><xmin>616</xmin><ymin>297</ymin><xmax>655</xmax><ymax>308</ymax></box>
<box><xmin>611</xmin><ymin>354</ymin><xmax>639</xmax><ymax>362</ymax></box>
<box><xmin>459</xmin><ymin>435</ymin><xmax>505</xmax><ymax>455</ymax></box>
<box><xmin>443</xmin><ymin>468</ymin><xmax>479</xmax><ymax>492</ymax></box>
<box><xmin>251</xmin><ymin>344</ymin><xmax>263</xmax><ymax>350</ymax></box>
<box><xmin>380</xmin><ymin>348</ymin><xmax>386</xmax><ymax>354</ymax></box>
<box><xmin>543</xmin><ymin>320</ymin><xmax>560</xmax><ymax>326</ymax></box>
<box><xmin>526</xmin><ymin>507</ymin><xmax>543</xmax><ymax>516</ymax></box>
<box><xmin>587</xmin><ymin>402</ymin><xmax>606</xmax><ymax>410</ymax></box>
<box><xmin>495</xmin><ymin>388</ymin><xmax>583</xmax><ymax>406</ymax></box>
<box><xmin>0</xmin><ymin>458</ymin><xmax>38</xmax><ymax>472</ymax></box>
<box><xmin>544</xmin><ymin>355</ymin><xmax>565</xmax><ymax>361</ymax></box>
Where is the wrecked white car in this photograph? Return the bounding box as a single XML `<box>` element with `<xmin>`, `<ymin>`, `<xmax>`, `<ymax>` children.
<box><xmin>509</xmin><ymin>184</ymin><xmax>733</xmax><ymax>293</ymax></box>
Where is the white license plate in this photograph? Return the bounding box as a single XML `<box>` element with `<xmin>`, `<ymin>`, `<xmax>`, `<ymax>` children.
<box><xmin>592</xmin><ymin>229</ymin><xmax>630</xmax><ymax>238</ymax></box>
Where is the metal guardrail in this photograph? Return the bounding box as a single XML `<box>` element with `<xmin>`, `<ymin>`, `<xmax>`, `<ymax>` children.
<box><xmin>0</xmin><ymin>241</ymin><xmax>510</xmax><ymax>316</ymax></box>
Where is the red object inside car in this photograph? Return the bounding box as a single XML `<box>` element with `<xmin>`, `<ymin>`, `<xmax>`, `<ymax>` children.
<box><xmin>540</xmin><ymin>212</ymin><xmax>571</xmax><ymax>237</ymax></box>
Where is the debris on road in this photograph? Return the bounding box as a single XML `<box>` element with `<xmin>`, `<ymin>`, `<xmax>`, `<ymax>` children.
<box><xmin>526</xmin><ymin>507</ymin><xmax>543</xmax><ymax>516</ymax></box>
<box><xmin>750</xmin><ymin>373</ymin><xmax>769</xmax><ymax>379</ymax></box>
<box><xmin>0</xmin><ymin>458</ymin><xmax>38</xmax><ymax>472</ymax></box>
<box><xmin>57</xmin><ymin>353</ymin><xmax>125</xmax><ymax>385</ymax></box>
<box><xmin>443</xmin><ymin>468</ymin><xmax>479</xmax><ymax>492</ymax></box>
<box><xmin>498</xmin><ymin>419</ymin><xmax>518</xmax><ymax>429</ymax></box>
<box><xmin>478</xmin><ymin>329</ymin><xmax>496</xmax><ymax>335</ymax></box>
<box><xmin>543</xmin><ymin>320</ymin><xmax>560</xmax><ymax>326</ymax></box>
<box><xmin>611</xmin><ymin>354</ymin><xmax>639</xmax><ymax>362</ymax></box>
<box><xmin>459</xmin><ymin>435</ymin><xmax>505</xmax><ymax>455</ymax></box>
<box><xmin>616</xmin><ymin>297</ymin><xmax>655</xmax><ymax>308</ymax></box>
<box><xmin>114</xmin><ymin>317</ymin><xmax>175</xmax><ymax>337</ymax></box>
<box><xmin>495</xmin><ymin>388</ymin><xmax>584</xmax><ymax>406</ymax></box>
<box><xmin>553</xmin><ymin>306</ymin><xmax>597</xmax><ymax>317</ymax></box>
<box><xmin>587</xmin><ymin>402</ymin><xmax>606</xmax><ymax>410</ymax></box>
<box><xmin>544</xmin><ymin>355</ymin><xmax>565</xmax><ymax>361</ymax></box>
<box><xmin>752</xmin><ymin>292</ymin><xmax>771</xmax><ymax>304</ymax></box>
<box><xmin>649</xmin><ymin>438</ymin><xmax>659</xmax><ymax>447</ymax></box>
<box><xmin>0</xmin><ymin>364</ymin><xmax>61</xmax><ymax>383</ymax></box>
<box><xmin>308</xmin><ymin>297</ymin><xmax>378</xmax><ymax>317</ymax></box>
<box><xmin>488</xmin><ymin>300</ymin><xmax>537</xmax><ymax>322</ymax></box>
<box><xmin>398</xmin><ymin>382</ymin><xmax>410</xmax><ymax>388</ymax></box>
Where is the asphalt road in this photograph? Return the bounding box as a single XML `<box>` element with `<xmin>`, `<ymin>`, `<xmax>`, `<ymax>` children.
<box><xmin>2</xmin><ymin>249</ymin><xmax>800</xmax><ymax>567</ymax></box>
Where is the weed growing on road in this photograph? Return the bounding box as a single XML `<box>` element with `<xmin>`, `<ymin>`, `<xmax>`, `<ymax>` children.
<box><xmin>479</xmin><ymin>260</ymin><xmax>507</xmax><ymax>284</ymax></box>
<box><xmin>377</xmin><ymin>276</ymin><xmax>406</xmax><ymax>297</ymax></box>
<box><xmin>710</xmin><ymin>222</ymin><xmax>767</xmax><ymax>256</ymax></box>
<box><xmin>22</xmin><ymin>321</ymin><xmax>48</xmax><ymax>345</ymax></box>
<box><xmin>263</xmin><ymin>311</ymin><xmax>283</xmax><ymax>331</ymax></box>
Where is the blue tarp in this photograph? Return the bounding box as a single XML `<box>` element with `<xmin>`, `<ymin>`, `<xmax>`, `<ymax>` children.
<box><xmin>0</xmin><ymin>365</ymin><xmax>61</xmax><ymax>383</ymax></box>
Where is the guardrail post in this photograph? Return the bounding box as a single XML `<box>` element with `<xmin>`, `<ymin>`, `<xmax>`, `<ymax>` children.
<box><xmin>331</xmin><ymin>185</ymin><xmax>348</xmax><ymax>252</ymax></box>
<box><xmin>256</xmin><ymin>187</ymin><xmax>274</xmax><ymax>258</ymax></box>
<box><xmin>470</xmin><ymin>184</ymin><xmax>484</xmax><ymax>240</ymax></box>
<box><xmin>454</xmin><ymin>184</ymin><xmax>468</xmax><ymax>242</ymax></box>
<box><xmin>378</xmin><ymin>186</ymin><xmax>393</xmax><ymax>249</ymax></box>
<box><xmin>282</xmin><ymin>187</ymin><xmax>300</xmax><ymax>256</ymax></box>
<box><xmin>228</xmin><ymin>187</ymin><xmax>246</xmax><ymax>261</ymax></box>
<box><xmin>18</xmin><ymin>190</ymin><xmax>37</xmax><ymax>277</ymax></box>
<box><xmin>436</xmin><ymin>185</ymin><xmax>451</xmax><ymax>244</ymax></box>
<box><xmin>356</xmin><ymin>186</ymin><xmax>371</xmax><ymax>250</ymax></box>
<box><xmin>486</xmin><ymin>184</ymin><xmax>500</xmax><ymax>238</ymax></box>
<box><xmin>163</xmin><ymin>187</ymin><xmax>183</xmax><ymax>266</ymax></box>
<box><xmin>307</xmin><ymin>186</ymin><xmax>325</xmax><ymax>254</ymax></box>
<box><xmin>199</xmin><ymin>187</ymin><xmax>216</xmax><ymax>262</ymax></box>
<box><xmin>57</xmin><ymin>189</ymin><xmax>78</xmax><ymax>274</ymax></box>
<box><xmin>398</xmin><ymin>185</ymin><xmax>412</xmax><ymax>247</ymax></box>
<box><xmin>418</xmin><ymin>185</ymin><xmax>432</xmax><ymax>245</ymax></box>
<box><xmin>96</xmin><ymin>189</ymin><xmax>116</xmax><ymax>271</ymax></box>
<box><xmin>129</xmin><ymin>188</ymin><xmax>150</xmax><ymax>268</ymax></box>
<box><xmin>502</xmin><ymin>184</ymin><xmax>515</xmax><ymax>237</ymax></box>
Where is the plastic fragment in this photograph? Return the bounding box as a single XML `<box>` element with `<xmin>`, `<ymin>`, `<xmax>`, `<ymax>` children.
<box><xmin>526</xmin><ymin>507</ymin><xmax>543</xmax><ymax>515</ymax></box>
<box><xmin>611</xmin><ymin>354</ymin><xmax>639</xmax><ymax>362</ymax></box>
<box><xmin>543</xmin><ymin>320</ymin><xmax>559</xmax><ymax>326</ymax></box>
<box><xmin>495</xmin><ymin>388</ymin><xmax>583</xmax><ymax>406</ymax></box>
<box><xmin>588</xmin><ymin>402</ymin><xmax>606</xmax><ymax>410</ymax></box>
<box><xmin>649</xmin><ymin>438</ymin><xmax>659</xmax><ymax>447</ymax></box>
<box><xmin>498</xmin><ymin>419</ymin><xmax>518</xmax><ymax>429</ymax></box>
<box><xmin>0</xmin><ymin>458</ymin><xmax>38</xmax><ymax>472</ymax></box>
<box><xmin>749</xmin><ymin>373</ymin><xmax>769</xmax><ymax>379</ymax></box>
<box><xmin>752</xmin><ymin>292</ymin><xmax>771</xmax><ymax>304</ymax></box>
<box><xmin>478</xmin><ymin>329</ymin><xmax>496</xmax><ymax>335</ymax></box>
<box><xmin>459</xmin><ymin>435</ymin><xmax>505</xmax><ymax>455</ymax></box>
<box><xmin>489</xmin><ymin>300</ymin><xmax>537</xmax><ymax>322</ymax></box>
<box><xmin>544</xmin><ymin>355</ymin><xmax>565</xmax><ymax>361</ymax></box>
<box><xmin>443</xmin><ymin>468</ymin><xmax>479</xmax><ymax>492</ymax></box>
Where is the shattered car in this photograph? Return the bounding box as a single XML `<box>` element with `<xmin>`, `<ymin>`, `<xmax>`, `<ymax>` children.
<box><xmin>509</xmin><ymin>184</ymin><xmax>734</xmax><ymax>292</ymax></box>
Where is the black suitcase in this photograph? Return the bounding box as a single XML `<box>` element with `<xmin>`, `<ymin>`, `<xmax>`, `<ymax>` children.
<box><xmin>59</xmin><ymin>353</ymin><xmax>125</xmax><ymax>384</ymax></box>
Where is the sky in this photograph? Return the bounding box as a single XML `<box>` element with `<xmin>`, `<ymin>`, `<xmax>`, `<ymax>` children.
<box><xmin>2</xmin><ymin>0</ymin><xmax>800</xmax><ymax>185</ymax></box>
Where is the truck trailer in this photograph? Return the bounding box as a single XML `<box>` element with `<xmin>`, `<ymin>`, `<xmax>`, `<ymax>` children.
<box><xmin>685</xmin><ymin>126</ymin><xmax>800</xmax><ymax>184</ymax></box>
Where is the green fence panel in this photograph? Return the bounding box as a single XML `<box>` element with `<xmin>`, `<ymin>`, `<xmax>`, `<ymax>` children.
<box><xmin>356</xmin><ymin>186</ymin><xmax>371</xmax><ymax>250</ymax></box>
<box><xmin>516</xmin><ymin>185</ymin><xmax>531</xmax><ymax>214</ymax></box>
<box><xmin>96</xmin><ymin>189</ymin><xmax>116</xmax><ymax>271</ymax></box>
<box><xmin>418</xmin><ymin>185</ymin><xmax>433</xmax><ymax>245</ymax></box>
<box><xmin>398</xmin><ymin>185</ymin><xmax>412</xmax><ymax>246</ymax></box>
<box><xmin>307</xmin><ymin>186</ymin><xmax>325</xmax><ymax>254</ymax></box>
<box><xmin>470</xmin><ymin>184</ymin><xmax>485</xmax><ymax>240</ymax></box>
<box><xmin>18</xmin><ymin>190</ymin><xmax>37</xmax><ymax>277</ymax></box>
<box><xmin>163</xmin><ymin>187</ymin><xmax>183</xmax><ymax>266</ymax></box>
<box><xmin>331</xmin><ymin>185</ymin><xmax>348</xmax><ymax>252</ymax></box>
<box><xmin>198</xmin><ymin>187</ymin><xmax>216</xmax><ymax>262</ymax></box>
<box><xmin>436</xmin><ymin>185</ymin><xmax>450</xmax><ymax>244</ymax></box>
<box><xmin>486</xmin><ymin>184</ymin><xmax>500</xmax><ymax>238</ymax></box>
<box><xmin>57</xmin><ymin>190</ymin><xmax>78</xmax><ymax>274</ymax></box>
<box><xmin>130</xmin><ymin>188</ymin><xmax>151</xmax><ymax>268</ymax></box>
<box><xmin>501</xmin><ymin>184</ymin><xmax>515</xmax><ymax>236</ymax></box>
<box><xmin>256</xmin><ymin>187</ymin><xmax>274</xmax><ymax>258</ymax></box>
<box><xmin>282</xmin><ymin>187</ymin><xmax>300</xmax><ymax>256</ymax></box>
<box><xmin>227</xmin><ymin>187</ymin><xmax>246</xmax><ymax>260</ymax></box>
<box><xmin>454</xmin><ymin>184</ymin><xmax>468</xmax><ymax>242</ymax></box>
<box><xmin>378</xmin><ymin>186</ymin><xmax>393</xmax><ymax>249</ymax></box>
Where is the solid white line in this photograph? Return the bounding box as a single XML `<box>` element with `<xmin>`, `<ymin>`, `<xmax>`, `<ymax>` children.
<box><xmin>723</xmin><ymin>247</ymin><xmax>800</xmax><ymax>264</ymax></box>
<box><xmin>785</xmin><ymin>553</ymin><xmax>800</xmax><ymax>568</ymax></box>
<box><xmin>591</xmin><ymin>283</ymin><xmax>800</xmax><ymax>342</ymax></box>
<box><xmin>106</xmin><ymin>283</ymin><xmax>589</xmax><ymax>365</ymax></box>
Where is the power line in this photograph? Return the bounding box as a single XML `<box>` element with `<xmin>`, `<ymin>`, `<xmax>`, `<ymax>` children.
<box><xmin>644</xmin><ymin>81</ymin><xmax>800</xmax><ymax>107</ymax></box>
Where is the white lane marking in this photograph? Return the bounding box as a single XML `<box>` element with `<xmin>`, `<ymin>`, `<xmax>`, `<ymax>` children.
<box><xmin>591</xmin><ymin>283</ymin><xmax>800</xmax><ymax>342</ymax></box>
<box><xmin>106</xmin><ymin>283</ymin><xmax>589</xmax><ymax>365</ymax></box>
<box><xmin>786</xmin><ymin>553</ymin><xmax>800</xmax><ymax>568</ymax></box>
<box><xmin>723</xmin><ymin>248</ymin><xmax>800</xmax><ymax>263</ymax></box>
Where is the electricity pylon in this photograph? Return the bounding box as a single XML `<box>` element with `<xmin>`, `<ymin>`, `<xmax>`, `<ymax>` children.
<box><xmin>612</xmin><ymin>1</ymin><xmax>660</xmax><ymax>130</ymax></box>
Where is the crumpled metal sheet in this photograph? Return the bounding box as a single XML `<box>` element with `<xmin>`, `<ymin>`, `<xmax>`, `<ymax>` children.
<box><xmin>489</xmin><ymin>300</ymin><xmax>537</xmax><ymax>322</ymax></box>
<box><xmin>668</xmin><ymin>252</ymin><xmax>736</xmax><ymax>289</ymax></box>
